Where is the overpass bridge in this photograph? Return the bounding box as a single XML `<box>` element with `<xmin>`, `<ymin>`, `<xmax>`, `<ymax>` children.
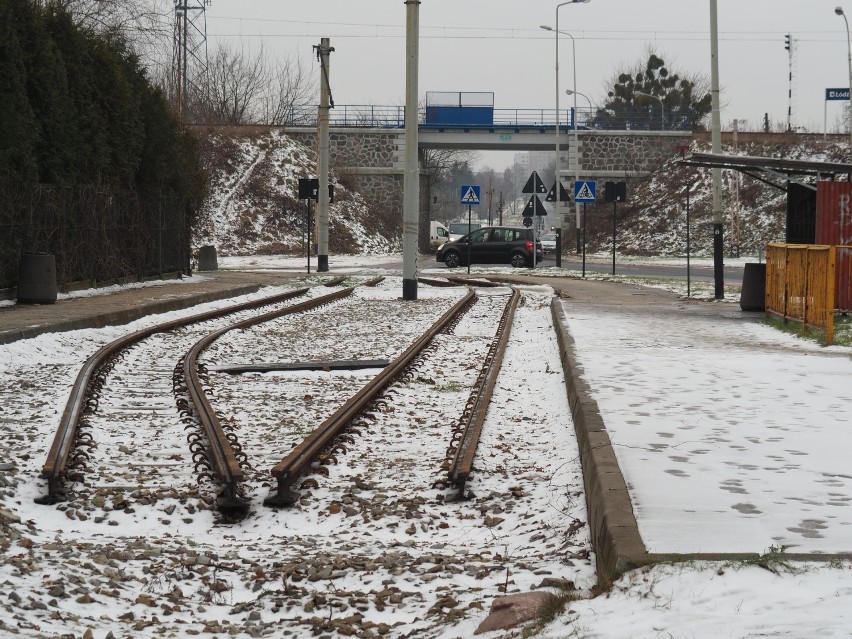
<box><xmin>279</xmin><ymin>103</ymin><xmax>692</xmax><ymax>238</ymax></box>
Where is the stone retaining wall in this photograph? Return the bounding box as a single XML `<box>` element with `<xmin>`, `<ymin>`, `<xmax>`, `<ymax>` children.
<box><xmin>579</xmin><ymin>132</ymin><xmax>692</xmax><ymax>176</ymax></box>
<box><xmin>287</xmin><ymin>130</ymin><xmax>403</xmax><ymax>169</ymax></box>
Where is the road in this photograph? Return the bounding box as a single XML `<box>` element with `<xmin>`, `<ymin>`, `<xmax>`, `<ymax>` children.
<box><xmin>539</xmin><ymin>254</ymin><xmax>745</xmax><ymax>283</ymax></box>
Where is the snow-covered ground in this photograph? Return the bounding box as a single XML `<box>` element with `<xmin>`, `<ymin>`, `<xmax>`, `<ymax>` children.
<box><xmin>2</xmin><ymin>254</ymin><xmax>851</xmax><ymax>638</ymax></box>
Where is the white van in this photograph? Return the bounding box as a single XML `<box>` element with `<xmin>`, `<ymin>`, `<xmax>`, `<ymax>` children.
<box><xmin>430</xmin><ymin>221</ymin><xmax>450</xmax><ymax>250</ymax></box>
<box><xmin>448</xmin><ymin>220</ymin><xmax>483</xmax><ymax>241</ymax></box>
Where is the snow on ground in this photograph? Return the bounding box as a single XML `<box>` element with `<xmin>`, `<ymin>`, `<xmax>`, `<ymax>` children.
<box><xmin>2</xmin><ymin>253</ymin><xmax>852</xmax><ymax>638</ymax></box>
<box><xmin>0</xmin><ymin>277</ymin><xmax>594</xmax><ymax>638</ymax></box>
<box><xmin>563</xmin><ymin>302</ymin><xmax>852</xmax><ymax>555</ymax></box>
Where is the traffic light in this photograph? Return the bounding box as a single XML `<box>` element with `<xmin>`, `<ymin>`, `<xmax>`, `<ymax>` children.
<box><xmin>784</xmin><ymin>34</ymin><xmax>791</xmax><ymax>51</ymax></box>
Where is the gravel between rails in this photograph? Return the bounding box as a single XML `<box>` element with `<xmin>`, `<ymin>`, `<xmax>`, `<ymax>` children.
<box><xmin>0</xmin><ymin>278</ymin><xmax>595</xmax><ymax>639</ymax></box>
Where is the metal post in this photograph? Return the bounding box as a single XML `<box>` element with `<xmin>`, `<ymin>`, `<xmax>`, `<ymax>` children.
<box><xmin>838</xmin><ymin>8</ymin><xmax>852</xmax><ymax>152</ymax></box>
<box><xmin>612</xmin><ymin>201</ymin><xmax>617</xmax><ymax>276</ymax></box>
<box><xmin>553</xmin><ymin>12</ymin><xmax>562</xmax><ymax>257</ymax></box>
<box><xmin>686</xmin><ymin>181</ymin><xmax>691</xmax><ymax>298</ymax></box>
<box><xmin>306</xmin><ymin>200</ymin><xmax>311</xmax><ymax>274</ymax></box>
<box><xmin>533</xmin><ymin>214</ymin><xmax>537</xmax><ymax>269</ymax></box>
<box><xmin>467</xmin><ymin>204</ymin><xmax>472</xmax><ymax>275</ymax></box>
<box><xmin>316</xmin><ymin>38</ymin><xmax>332</xmax><ymax>272</ymax></box>
<box><xmin>582</xmin><ymin>203</ymin><xmax>587</xmax><ymax>277</ymax></box>
<box><xmin>402</xmin><ymin>0</ymin><xmax>420</xmax><ymax>300</ymax></box>
<box><xmin>710</xmin><ymin>0</ymin><xmax>725</xmax><ymax>299</ymax></box>
<box><xmin>571</xmin><ymin>40</ymin><xmax>581</xmax><ymax>257</ymax></box>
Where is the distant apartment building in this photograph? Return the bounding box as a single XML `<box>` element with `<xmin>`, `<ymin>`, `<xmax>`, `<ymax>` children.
<box><xmin>513</xmin><ymin>151</ymin><xmax>554</xmax><ymax>175</ymax></box>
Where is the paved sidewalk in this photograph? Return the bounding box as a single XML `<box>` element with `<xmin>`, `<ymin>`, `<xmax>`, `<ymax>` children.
<box><xmin>0</xmin><ymin>270</ymin><xmax>305</xmax><ymax>345</ymax></box>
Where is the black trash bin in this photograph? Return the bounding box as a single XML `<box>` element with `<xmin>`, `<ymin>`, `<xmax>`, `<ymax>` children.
<box><xmin>740</xmin><ymin>262</ymin><xmax>766</xmax><ymax>312</ymax></box>
<box><xmin>16</xmin><ymin>253</ymin><xmax>57</xmax><ymax>304</ymax></box>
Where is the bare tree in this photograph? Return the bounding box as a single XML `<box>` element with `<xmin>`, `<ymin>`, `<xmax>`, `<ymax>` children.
<box><xmin>41</xmin><ymin>0</ymin><xmax>173</xmax><ymax>50</ymax></box>
<box><xmin>196</xmin><ymin>43</ymin><xmax>269</xmax><ymax>125</ymax></box>
<box><xmin>260</xmin><ymin>55</ymin><xmax>317</xmax><ymax>126</ymax></box>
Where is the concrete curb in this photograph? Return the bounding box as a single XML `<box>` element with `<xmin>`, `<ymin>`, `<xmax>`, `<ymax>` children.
<box><xmin>0</xmin><ymin>284</ymin><xmax>262</xmax><ymax>345</ymax></box>
<box><xmin>551</xmin><ymin>298</ymin><xmax>651</xmax><ymax>583</ymax></box>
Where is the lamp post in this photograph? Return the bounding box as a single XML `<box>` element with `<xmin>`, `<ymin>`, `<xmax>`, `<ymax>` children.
<box><xmin>565</xmin><ymin>88</ymin><xmax>593</xmax><ymax>113</ymax></box>
<box><xmin>541</xmin><ymin>1</ymin><xmax>589</xmax><ymax>257</ymax></box>
<box><xmin>635</xmin><ymin>91</ymin><xmax>665</xmax><ymax>130</ymax></box>
<box><xmin>836</xmin><ymin>6</ymin><xmax>852</xmax><ymax>151</ymax></box>
<box><xmin>710</xmin><ymin>0</ymin><xmax>724</xmax><ymax>300</ymax></box>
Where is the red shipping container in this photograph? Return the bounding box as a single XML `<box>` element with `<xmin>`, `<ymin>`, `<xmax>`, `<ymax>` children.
<box><xmin>815</xmin><ymin>181</ymin><xmax>852</xmax><ymax>310</ymax></box>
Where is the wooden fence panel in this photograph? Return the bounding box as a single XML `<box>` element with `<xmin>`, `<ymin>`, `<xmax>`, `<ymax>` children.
<box><xmin>765</xmin><ymin>243</ymin><xmax>836</xmax><ymax>345</ymax></box>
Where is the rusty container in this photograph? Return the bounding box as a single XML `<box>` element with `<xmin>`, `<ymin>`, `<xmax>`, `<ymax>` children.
<box><xmin>815</xmin><ymin>181</ymin><xmax>852</xmax><ymax>310</ymax></box>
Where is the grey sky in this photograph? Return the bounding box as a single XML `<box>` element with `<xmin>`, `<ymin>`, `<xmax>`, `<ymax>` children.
<box><xmin>205</xmin><ymin>1</ymin><xmax>851</xmax><ymax>167</ymax></box>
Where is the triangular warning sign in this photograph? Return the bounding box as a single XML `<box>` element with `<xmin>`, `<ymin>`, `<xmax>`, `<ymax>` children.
<box><xmin>522</xmin><ymin>171</ymin><xmax>548</xmax><ymax>195</ymax></box>
<box><xmin>461</xmin><ymin>186</ymin><xmax>480</xmax><ymax>203</ymax></box>
<box><xmin>545</xmin><ymin>182</ymin><xmax>571</xmax><ymax>203</ymax></box>
<box><xmin>575</xmin><ymin>182</ymin><xmax>595</xmax><ymax>202</ymax></box>
<box><xmin>522</xmin><ymin>195</ymin><xmax>546</xmax><ymax>217</ymax></box>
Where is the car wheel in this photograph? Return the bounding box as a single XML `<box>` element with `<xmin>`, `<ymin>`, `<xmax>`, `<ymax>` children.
<box><xmin>510</xmin><ymin>252</ymin><xmax>526</xmax><ymax>268</ymax></box>
<box><xmin>444</xmin><ymin>251</ymin><xmax>461</xmax><ymax>268</ymax></box>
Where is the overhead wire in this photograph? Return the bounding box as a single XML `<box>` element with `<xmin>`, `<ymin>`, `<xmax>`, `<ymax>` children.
<box><xmin>205</xmin><ymin>16</ymin><xmax>844</xmax><ymax>44</ymax></box>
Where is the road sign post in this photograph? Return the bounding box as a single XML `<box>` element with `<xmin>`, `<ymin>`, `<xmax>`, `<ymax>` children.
<box><xmin>824</xmin><ymin>88</ymin><xmax>851</xmax><ymax>138</ymax></box>
<box><xmin>582</xmin><ymin>203</ymin><xmax>587</xmax><ymax>278</ymax></box>
<box><xmin>574</xmin><ymin>181</ymin><xmax>596</xmax><ymax>276</ymax></box>
<box><xmin>605</xmin><ymin>181</ymin><xmax>627</xmax><ymax>276</ymax></box>
<box><xmin>522</xmin><ymin>195</ymin><xmax>546</xmax><ymax>268</ymax></box>
<box><xmin>545</xmin><ymin>181</ymin><xmax>570</xmax><ymax>267</ymax></box>
<box><xmin>460</xmin><ymin>185</ymin><xmax>481</xmax><ymax>274</ymax></box>
<box><xmin>522</xmin><ymin>173</ymin><xmax>548</xmax><ymax>269</ymax></box>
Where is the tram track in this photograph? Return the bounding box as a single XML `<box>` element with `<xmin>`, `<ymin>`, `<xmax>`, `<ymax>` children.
<box><xmin>6</xmin><ymin>279</ymin><xmax>597</xmax><ymax>636</ymax></box>
<box><xmin>37</xmin><ymin>278</ymin><xmax>522</xmax><ymax>524</ymax></box>
<box><xmin>35</xmin><ymin>281</ymin><xmax>344</xmax><ymax>506</ymax></box>
<box><xmin>206</xmin><ymin>286</ymin><xmax>520</xmax><ymax>513</ymax></box>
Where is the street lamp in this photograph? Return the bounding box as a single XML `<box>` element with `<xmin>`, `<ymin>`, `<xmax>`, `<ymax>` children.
<box><xmin>565</xmin><ymin>89</ymin><xmax>594</xmax><ymax>114</ymax></box>
<box><xmin>836</xmin><ymin>6</ymin><xmax>852</xmax><ymax>151</ymax></box>
<box><xmin>635</xmin><ymin>91</ymin><xmax>665</xmax><ymax>130</ymax></box>
<box><xmin>541</xmin><ymin>0</ymin><xmax>590</xmax><ymax>257</ymax></box>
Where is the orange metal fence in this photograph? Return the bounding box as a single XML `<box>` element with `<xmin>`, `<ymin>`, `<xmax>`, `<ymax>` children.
<box><xmin>765</xmin><ymin>243</ymin><xmax>837</xmax><ymax>344</ymax></box>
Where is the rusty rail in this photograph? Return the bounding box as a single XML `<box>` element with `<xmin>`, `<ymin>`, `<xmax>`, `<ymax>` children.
<box><xmin>178</xmin><ymin>287</ymin><xmax>356</xmax><ymax>516</ymax></box>
<box><xmin>446</xmin><ymin>288</ymin><xmax>520</xmax><ymax>496</ymax></box>
<box><xmin>265</xmin><ymin>288</ymin><xmax>477</xmax><ymax>507</ymax></box>
<box><xmin>36</xmin><ymin>287</ymin><xmax>310</xmax><ymax>505</ymax></box>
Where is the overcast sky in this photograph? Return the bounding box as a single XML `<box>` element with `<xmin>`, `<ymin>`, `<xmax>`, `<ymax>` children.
<box><xmin>205</xmin><ymin>1</ymin><xmax>852</xmax><ymax>168</ymax></box>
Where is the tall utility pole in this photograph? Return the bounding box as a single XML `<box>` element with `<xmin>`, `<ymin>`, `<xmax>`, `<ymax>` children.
<box><xmin>710</xmin><ymin>0</ymin><xmax>724</xmax><ymax>299</ymax></box>
<box><xmin>315</xmin><ymin>38</ymin><xmax>334</xmax><ymax>273</ymax></box>
<box><xmin>173</xmin><ymin>0</ymin><xmax>210</xmax><ymax>122</ymax></box>
<box><xmin>784</xmin><ymin>33</ymin><xmax>795</xmax><ymax>132</ymax></box>
<box><xmin>402</xmin><ymin>0</ymin><xmax>420</xmax><ymax>301</ymax></box>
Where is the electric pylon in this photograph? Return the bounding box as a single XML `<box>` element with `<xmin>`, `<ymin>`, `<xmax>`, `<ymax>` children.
<box><xmin>173</xmin><ymin>0</ymin><xmax>211</xmax><ymax>122</ymax></box>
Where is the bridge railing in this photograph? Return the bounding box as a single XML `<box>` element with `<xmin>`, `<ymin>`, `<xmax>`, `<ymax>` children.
<box><xmin>279</xmin><ymin>105</ymin><xmax>693</xmax><ymax>131</ymax></box>
<box><xmin>285</xmin><ymin>105</ymin><xmax>406</xmax><ymax>128</ymax></box>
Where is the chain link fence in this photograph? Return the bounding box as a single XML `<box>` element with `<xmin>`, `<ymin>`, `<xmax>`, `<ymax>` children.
<box><xmin>0</xmin><ymin>181</ymin><xmax>191</xmax><ymax>292</ymax></box>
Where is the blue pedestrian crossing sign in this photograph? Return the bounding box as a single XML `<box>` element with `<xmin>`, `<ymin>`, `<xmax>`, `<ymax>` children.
<box><xmin>460</xmin><ymin>185</ymin><xmax>481</xmax><ymax>205</ymax></box>
<box><xmin>574</xmin><ymin>180</ymin><xmax>597</xmax><ymax>203</ymax></box>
